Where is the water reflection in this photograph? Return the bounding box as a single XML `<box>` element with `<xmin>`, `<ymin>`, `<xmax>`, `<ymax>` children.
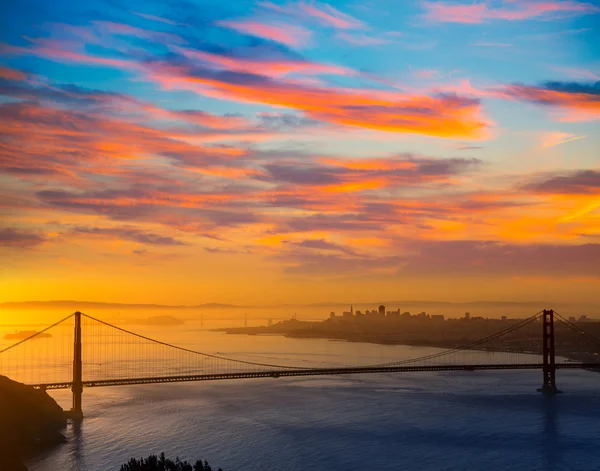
<box><xmin>68</xmin><ymin>419</ymin><xmax>86</xmax><ymax>471</ymax></box>
<box><xmin>542</xmin><ymin>394</ymin><xmax>561</xmax><ymax>471</ymax></box>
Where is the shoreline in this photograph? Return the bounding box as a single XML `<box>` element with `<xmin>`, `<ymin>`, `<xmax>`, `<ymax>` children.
<box><xmin>218</xmin><ymin>328</ymin><xmax>600</xmax><ymax>367</ymax></box>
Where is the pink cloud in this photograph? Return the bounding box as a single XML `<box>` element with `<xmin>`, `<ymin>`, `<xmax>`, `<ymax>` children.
<box><xmin>133</xmin><ymin>12</ymin><xmax>183</xmax><ymax>26</ymax></box>
<box><xmin>552</xmin><ymin>66</ymin><xmax>600</xmax><ymax>81</ymax></box>
<box><xmin>541</xmin><ymin>132</ymin><xmax>588</xmax><ymax>148</ymax></box>
<box><xmin>216</xmin><ymin>20</ymin><xmax>312</xmax><ymax>47</ymax></box>
<box><xmin>410</xmin><ymin>68</ymin><xmax>440</xmax><ymax>79</ymax></box>
<box><xmin>423</xmin><ymin>2</ymin><xmax>487</xmax><ymax>23</ymax></box>
<box><xmin>422</xmin><ymin>1</ymin><xmax>599</xmax><ymax>24</ymax></box>
<box><xmin>0</xmin><ymin>65</ymin><xmax>27</xmax><ymax>81</ymax></box>
<box><xmin>2</xmin><ymin>40</ymin><xmax>135</xmax><ymax>70</ymax></box>
<box><xmin>176</xmin><ymin>47</ymin><xmax>354</xmax><ymax>78</ymax></box>
<box><xmin>260</xmin><ymin>1</ymin><xmax>366</xmax><ymax>29</ymax></box>
<box><xmin>92</xmin><ymin>21</ymin><xmax>185</xmax><ymax>44</ymax></box>
<box><xmin>298</xmin><ymin>1</ymin><xmax>365</xmax><ymax>29</ymax></box>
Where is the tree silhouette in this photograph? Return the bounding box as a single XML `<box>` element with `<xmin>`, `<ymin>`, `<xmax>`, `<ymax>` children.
<box><xmin>119</xmin><ymin>453</ymin><xmax>223</xmax><ymax>471</ymax></box>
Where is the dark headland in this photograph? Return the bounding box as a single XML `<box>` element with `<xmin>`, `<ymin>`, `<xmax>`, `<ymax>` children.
<box><xmin>0</xmin><ymin>376</ymin><xmax>66</xmax><ymax>471</ymax></box>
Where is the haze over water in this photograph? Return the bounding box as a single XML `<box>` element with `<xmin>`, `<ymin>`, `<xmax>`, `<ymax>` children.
<box><xmin>25</xmin><ymin>330</ymin><xmax>600</xmax><ymax>471</ymax></box>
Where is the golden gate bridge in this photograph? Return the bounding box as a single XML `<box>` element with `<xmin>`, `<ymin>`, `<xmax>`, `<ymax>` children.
<box><xmin>1</xmin><ymin>309</ymin><xmax>599</xmax><ymax>419</ymax></box>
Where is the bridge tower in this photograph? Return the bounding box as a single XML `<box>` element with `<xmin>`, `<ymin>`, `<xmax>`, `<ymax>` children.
<box><xmin>539</xmin><ymin>309</ymin><xmax>558</xmax><ymax>394</ymax></box>
<box><xmin>71</xmin><ymin>311</ymin><xmax>84</xmax><ymax>418</ymax></box>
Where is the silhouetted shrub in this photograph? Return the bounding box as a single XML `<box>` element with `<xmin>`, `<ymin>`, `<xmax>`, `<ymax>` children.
<box><xmin>119</xmin><ymin>453</ymin><xmax>222</xmax><ymax>471</ymax></box>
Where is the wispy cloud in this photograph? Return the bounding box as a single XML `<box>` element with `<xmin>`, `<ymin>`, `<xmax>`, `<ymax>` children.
<box><xmin>261</xmin><ymin>1</ymin><xmax>366</xmax><ymax>29</ymax></box>
<box><xmin>472</xmin><ymin>42</ymin><xmax>514</xmax><ymax>47</ymax></box>
<box><xmin>133</xmin><ymin>11</ymin><xmax>183</xmax><ymax>26</ymax></box>
<box><xmin>422</xmin><ymin>1</ymin><xmax>599</xmax><ymax>24</ymax></box>
<box><xmin>0</xmin><ymin>228</ymin><xmax>47</xmax><ymax>249</ymax></box>
<box><xmin>297</xmin><ymin>1</ymin><xmax>365</xmax><ymax>29</ymax></box>
<box><xmin>552</xmin><ymin>66</ymin><xmax>600</xmax><ymax>81</ymax></box>
<box><xmin>2</xmin><ymin>18</ymin><xmax>492</xmax><ymax>139</ymax></box>
<box><xmin>409</xmin><ymin>67</ymin><xmax>440</xmax><ymax>79</ymax></box>
<box><xmin>148</xmin><ymin>62</ymin><xmax>490</xmax><ymax>138</ymax></box>
<box><xmin>216</xmin><ymin>20</ymin><xmax>312</xmax><ymax>47</ymax></box>
<box><xmin>541</xmin><ymin>132</ymin><xmax>588</xmax><ymax>148</ymax></box>
<box><xmin>498</xmin><ymin>81</ymin><xmax>600</xmax><ymax>121</ymax></box>
<box><xmin>336</xmin><ymin>32</ymin><xmax>392</xmax><ymax>46</ymax></box>
<box><xmin>73</xmin><ymin>226</ymin><xmax>188</xmax><ymax>246</ymax></box>
<box><xmin>522</xmin><ymin>170</ymin><xmax>600</xmax><ymax>194</ymax></box>
<box><xmin>0</xmin><ymin>65</ymin><xmax>27</xmax><ymax>81</ymax></box>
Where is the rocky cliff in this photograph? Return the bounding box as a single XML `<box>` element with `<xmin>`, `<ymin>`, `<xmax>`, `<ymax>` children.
<box><xmin>0</xmin><ymin>376</ymin><xmax>66</xmax><ymax>471</ymax></box>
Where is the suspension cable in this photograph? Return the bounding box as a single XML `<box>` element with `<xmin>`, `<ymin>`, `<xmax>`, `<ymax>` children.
<box><xmin>0</xmin><ymin>313</ymin><xmax>75</xmax><ymax>354</ymax></box>
<box><xmin>80</xmin><ymin>312</ymin><xmax>306</xmax><ymax>370</ymax></box>
<box><xmin>554</xmin><ymin>311</ymin><xmax>600</xmax><ymax>349</ymax></box>
<box><xmin>366</xmin><ymin>311</ymin><xmax>543</xmax><ymax>367</ymax></box>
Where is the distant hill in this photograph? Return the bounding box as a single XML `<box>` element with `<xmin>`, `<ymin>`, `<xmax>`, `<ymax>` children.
<box><xmin>1</xmin><ymin>299</ymin><xmax>598</xmax><ymax>318</ymax></box>
<box><xmin>131</xmin><ymin>315</ymin><xmax>185</xmax><ymax>326</ymax></box>
<box><xmin>0</xmin><ymin>300</ymin><xmax>245</xmax><ymax>310</ymax></box>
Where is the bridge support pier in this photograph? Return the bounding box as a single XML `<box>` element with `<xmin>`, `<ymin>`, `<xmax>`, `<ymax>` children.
<box><xmin>538</xmin><ymin>309</ymin><xmax>559</xmax><ymax>394</ymax></box>
<box><xmin>70</xmin><ymin>311</ymin><xmax>84</xmax><ymax>419</ymax></box>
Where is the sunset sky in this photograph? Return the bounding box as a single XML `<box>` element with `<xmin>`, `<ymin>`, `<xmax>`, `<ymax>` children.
<box><xmin>0</xmin><ymin>0</ymin><xmax>599</xmax><ymax>305</ymax></box>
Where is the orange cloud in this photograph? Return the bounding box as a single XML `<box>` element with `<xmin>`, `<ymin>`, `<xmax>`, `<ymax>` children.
<box><xmin>2</xmin><ymin>28</ymin><xmax>490</xmax><ymax>139</ymax></box>
<box><xmin>0</xmin><ymin>101</ymin><xmax>250</xmax><ymax>184</ymax></box>
<box><xmin>149</xmin><ymin>66</ymin><xmax>490</xmax><ymax>139</ymax></box>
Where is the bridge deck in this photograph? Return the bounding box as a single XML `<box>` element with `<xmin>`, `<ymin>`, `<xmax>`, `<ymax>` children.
<box><xmin>31</xmin><ymin>363</ymin><xmax>600</xmax><ymax>390</ymax></box>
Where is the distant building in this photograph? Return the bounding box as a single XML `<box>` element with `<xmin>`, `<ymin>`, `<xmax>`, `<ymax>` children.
<box><xmin>431</xmin><ymin>314</ymin><xmax>444</xmax><ymax>321</ymax></box>
<box><xmin>501</xmin><ymin>316</ymin><xmax>507</xmax><ymax>321</ymax></box>
<box><xmin>569</xmin><ymin>316</ymin><xmax>576</xmax><ymax>322</ymax></box>
<box><xmin>401</xmin><ymin>312</ymin><xmax>411</xmax><ymax>318</ymax></box>
<box><xmin>465</xmin><ymin>312</ymin><xmax>471</xmax><ymax>320</ymax></box>
<box><xmin>268</xmin><ymin>318</ymin><xmax>273</xmax><ymax>326</ymax></box>
<box><xmin>580</xmin><ymin>315</ymin><xmax>589</xmax><ymax>322</ymax></box>
<box><xmin>330</xmin><ymin>312</ymin><xmax>336</xmax><ymax>319</ymax></box>
<box><xmin>378</xmin><ymin>305</ymin><xmax>386</xmax><ymax>316</ymax></box>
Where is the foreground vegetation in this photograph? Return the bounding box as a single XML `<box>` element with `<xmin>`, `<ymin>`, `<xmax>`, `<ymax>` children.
<box><xmin>120</xmin><ymin>453</ymin><xmax>223</xmax><ymax>471</ymax></box>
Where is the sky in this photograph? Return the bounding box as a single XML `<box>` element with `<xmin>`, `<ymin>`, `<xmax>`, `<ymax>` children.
<box><xmin>0</xmin><ymin>0</ymin><xmax>599</xmax><ymax>306</ymax></box>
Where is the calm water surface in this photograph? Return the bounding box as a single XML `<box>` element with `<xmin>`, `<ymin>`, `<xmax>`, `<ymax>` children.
<box><xmin>23</xmin><ymin>331</ymin><xmax>600</xmax><ymax>471</ymax></box>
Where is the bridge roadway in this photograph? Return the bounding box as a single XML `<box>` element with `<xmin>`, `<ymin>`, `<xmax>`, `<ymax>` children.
<box><xmin>32</xmin><ymin>362</ymin><xmax>600</xmax><ymax>390</ymax></box>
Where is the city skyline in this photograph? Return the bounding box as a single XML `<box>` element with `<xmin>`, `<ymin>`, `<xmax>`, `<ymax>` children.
<box><xmin>1</xmin><ymin>0</ymin><xmax>599</xmax><ymax>306</ymax></box>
